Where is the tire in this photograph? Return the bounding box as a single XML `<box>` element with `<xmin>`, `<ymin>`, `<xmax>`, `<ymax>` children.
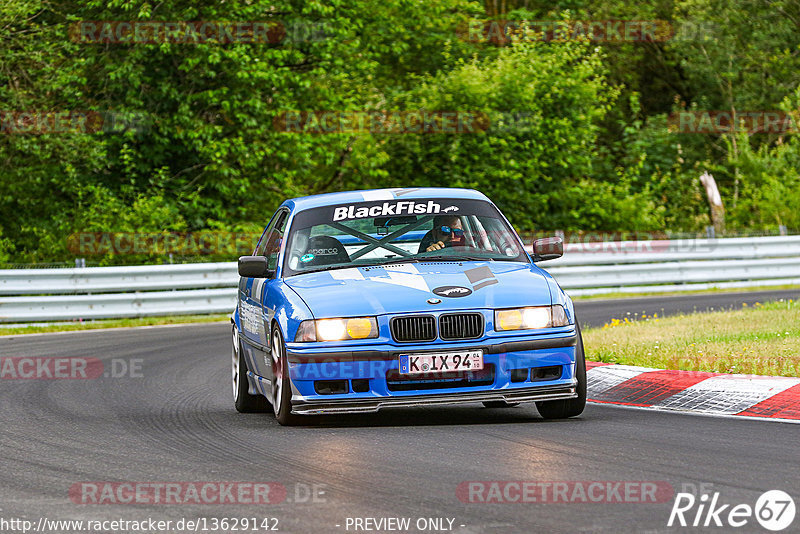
<box><xmin>482</xmin><ymin>401</ymin><xmax>520</xmax><ymax>408</ymax></box>
<box><xmin>270</xmin><ymin>325</ymin><xmax>301</xmax><ymax>426</ymax></box>
<box><xmin>232</xmin><ymin>326</ymin><xmax>270</xmax><ymax>413</ymax></box>
<box><xmin>535</xmin><ymin>324</ymin><xmax>587</xmax><ymax>420</ymax></box>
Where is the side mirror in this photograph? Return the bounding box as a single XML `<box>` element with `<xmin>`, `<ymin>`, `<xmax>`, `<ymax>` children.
<box><xmin>238</xmin><ymin>256</ymin><xmax>273</xmax><ymax>278</ymax></box>
<box><xmin>532</xmin><ymin>237</ymin><xmax>563</xmax><ymax>262</ymax></box>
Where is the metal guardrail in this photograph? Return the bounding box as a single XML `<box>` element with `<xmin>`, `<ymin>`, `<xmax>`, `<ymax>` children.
<box><xmin>1</xmin><ymin>289</ymin><xmax>236</xmax><ymax>322</ymax></box>
<box><xmin>1</xmin><ymin>236</ymin><xmax>799</xmax><ymax>323</ymax></box>
<box><xmin>546</xmin><ymin>235</ymin><xmax>800</xmax><ymax>265</ymax></box>
<box><xmin>0</xmin><ymin>262</ymin><xmax>237</xmax><ymax>295</ymax></box>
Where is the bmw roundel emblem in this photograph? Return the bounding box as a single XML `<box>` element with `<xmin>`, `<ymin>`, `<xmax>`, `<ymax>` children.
<box><xmin>427</xmin><ymin>298</ymin><xmax>442</xmax><ymax>305</ymax></box>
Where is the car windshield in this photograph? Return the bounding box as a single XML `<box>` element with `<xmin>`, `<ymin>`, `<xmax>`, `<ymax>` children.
<box><xmin>282</xmin><ymin>197</ymin><xmax>529</xmax><ymax>276</ymax></box>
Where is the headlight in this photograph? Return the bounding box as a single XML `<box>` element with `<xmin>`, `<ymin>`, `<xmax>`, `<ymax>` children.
<box><xmin>294</xmin><ymin>317</ymin><xmax>379</xmax><ymax>342</ymax></box>
<box><xmin>494</xmin><ymin>305</ymin><xmax>570</xmax><ymax>331</ymax></box>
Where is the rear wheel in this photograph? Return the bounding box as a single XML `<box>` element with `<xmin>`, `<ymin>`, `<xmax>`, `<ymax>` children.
<box><xmin>535</xmin><ymin>324</ymin><xmax>587</xmax><ymax>420</ymax></box>
<box><xmin>232</xmin><ymin>327</ymin><xmax>270</xmax><ymax>413</ymax></box>
<box><xmin>271</xmin><ymin>325</ymin><xmax>301</xmax><ymax>426</ymax></box>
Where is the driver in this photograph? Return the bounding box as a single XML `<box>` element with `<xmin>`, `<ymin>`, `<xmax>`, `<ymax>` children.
<box><xmin>424</xmin><ymin>215</ymin><xmax>465</xmax><ymax>252</ymax></box>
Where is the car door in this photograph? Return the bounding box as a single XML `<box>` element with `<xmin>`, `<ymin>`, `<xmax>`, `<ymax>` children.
<box><xmin>239</xmin><ymin>208</ymin><xmax>289</xmax><ymax>378</ymax></box>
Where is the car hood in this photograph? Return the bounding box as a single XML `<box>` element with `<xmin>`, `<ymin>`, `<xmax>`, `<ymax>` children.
<box><xmin>284</xmin><ymin>261</ymin><xmax>553</xmax><ymax>317</ymax></box>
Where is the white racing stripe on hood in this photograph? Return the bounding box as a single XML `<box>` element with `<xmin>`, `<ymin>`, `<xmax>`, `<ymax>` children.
<box><xmin>361</xmin><ymin>189</ymin><xmax>395</xmax><ymax>201</ymax></box>
<box><xmin>329</xmin><ymin>264</ymin><xmax>429</xmax><ymax>293</ymax></box>
<box><xmin>380</xmin><ymin>263</ymin><xmax>430</xmax><ymax>292</ymax></box>
<box><xmin>330</xmin><ymin>268</ymin><xmax>365</xmax><ymax>281</ymax></box>
<box><xmin>329</xmin><ymin>263</ymin><xmax>432</xmax><ymax>293</ymax></box>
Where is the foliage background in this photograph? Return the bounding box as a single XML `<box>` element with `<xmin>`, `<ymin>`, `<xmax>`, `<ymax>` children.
<box><xmin>1</xmin><ymin>0</ymin><xmax>799</xmax><ymax>264</ymax></box>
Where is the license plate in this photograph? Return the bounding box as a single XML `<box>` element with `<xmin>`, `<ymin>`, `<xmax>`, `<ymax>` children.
<box><xmin>398</xmin><ymin>350</ymin><xmax>483</xmax><ymax>375</ymax></box>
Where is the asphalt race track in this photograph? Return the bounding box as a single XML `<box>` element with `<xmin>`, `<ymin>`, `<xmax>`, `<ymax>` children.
<box><xmin>1</xmin><ymin>291</ymin><xmax>798</xmax><ymax>534</ymax></box>
<box><xmin>575</xmin><ymin>288</ymin><xmax>800</xmax><ymax>327</ymax></box>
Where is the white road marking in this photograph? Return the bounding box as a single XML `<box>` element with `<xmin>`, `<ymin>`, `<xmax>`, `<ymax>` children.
<box><xmin>586</xmin><ymin>365</ymin><xmax>655</xmax><ymax>396</ymax></box>
<box><xmin>588</xmin><ymin>401</ymin><xmax>800</xmax><ymax>424</ymax></box>
<box><xmin>654</xmin><ymin>375</ymin><xmax>800</xmax><ymax>415</ymax></box>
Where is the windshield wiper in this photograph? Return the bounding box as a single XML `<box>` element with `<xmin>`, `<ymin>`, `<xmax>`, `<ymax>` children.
<box><xmin>417</xmin><ymin>254</ymin><xmax>494</xmax><ymax>262</ymax></box>
<box><xmin>370</xmin><ymin>255</ymin><xmax>491</xmax><ymax>265</ymax></box>
<box><xmin>294</xmin><ymin>264</ymin><xmax>357</xmax><ymax>275</ymax></box>
<box><xmin>364</xmin><ymin>257</ymin><xmax>420</xmax><ymax>267</ymax></box>
<box><xmin>296</xmin><ymin>254</ymin><xmax>501</xmax><ymax>275</ymax></box>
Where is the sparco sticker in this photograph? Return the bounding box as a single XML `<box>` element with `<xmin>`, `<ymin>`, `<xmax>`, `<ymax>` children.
<box><xmin>332</xmin><ymin>201</ymin><xmax>458</xmax><ymax>222</ymax></box>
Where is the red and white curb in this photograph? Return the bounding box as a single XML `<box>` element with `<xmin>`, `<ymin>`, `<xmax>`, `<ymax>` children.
<box><xmin>586</xmin><ymin>362</ymin><xmax>800</xmax><ymax>423</ymax></box>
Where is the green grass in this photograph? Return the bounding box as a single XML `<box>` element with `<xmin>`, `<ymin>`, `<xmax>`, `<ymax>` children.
<box><xmin>571</xmin><ymin>283</ymin><xmax>800</xmax><ymax>300</ymax></box>
<box><xmin>0</xmin><ymin>314</ymin><xmax>229</xmax><ymax>336</ymax></box>
<box><xmin>583</xmin><ymin>299</ymin><xmax>800</xmax><ymax>377</ymax></box>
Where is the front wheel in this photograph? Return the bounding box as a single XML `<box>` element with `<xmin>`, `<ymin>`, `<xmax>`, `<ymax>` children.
<box><xmin>232</xmin><ymin>327</ymin><xmax>270</xmax><ymax>413</ymax></box>
<box><xmin>535</xmin><ymin>324</ymin><xmax>587</xmax><ymax>419</ymax></box>
<box><xmin>270</xmin><ymin>325</ymin><xmax>301</xmax><ymax>426</ymax></box>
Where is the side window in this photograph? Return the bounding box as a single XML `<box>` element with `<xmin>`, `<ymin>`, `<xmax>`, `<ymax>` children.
<box><xmin>254</xmin><ymin>210</ymin><xmax>281</xmax><ymax>255</ymax></box>
<box><xmin>257</xmin><ymin>211</ymin><xmax>289</xmax><ymax>271</ymax></box>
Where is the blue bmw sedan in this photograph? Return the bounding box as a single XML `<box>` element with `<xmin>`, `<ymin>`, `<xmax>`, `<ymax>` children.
<box><xmin>231</xmin><ymin>188</ymin><xmax>585</xmax><ymax>425</ymax></box>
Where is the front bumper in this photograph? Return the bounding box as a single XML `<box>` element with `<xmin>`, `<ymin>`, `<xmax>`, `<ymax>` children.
<box><xmin>283</xmin><ymin>330</ymin><xmax>578</xmax><ymax>415</ymax></box>
<box><xmin>292</xmin><ymin>382</ymin><xmax>577</xmax><ymax>415</ymax></box>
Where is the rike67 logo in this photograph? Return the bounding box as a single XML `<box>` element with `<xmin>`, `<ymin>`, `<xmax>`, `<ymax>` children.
<box><xmin>669</xmin><ymin>488</ymin><xmax>795</xmax><ymax>531</ymax></box>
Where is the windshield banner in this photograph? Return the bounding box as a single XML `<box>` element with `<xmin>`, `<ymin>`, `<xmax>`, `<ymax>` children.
<box><xmin>332</xmin><ymin>200</ymin><xmax>460</xmax><ymax>222</ymax></box>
